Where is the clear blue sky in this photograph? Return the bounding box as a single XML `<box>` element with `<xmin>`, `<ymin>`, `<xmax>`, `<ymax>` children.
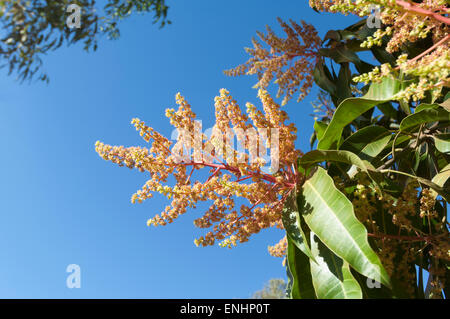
<box><xmin>0</xmin><ymin>1</ymin><xmax>356</xmax><ymax>298</ymax></box>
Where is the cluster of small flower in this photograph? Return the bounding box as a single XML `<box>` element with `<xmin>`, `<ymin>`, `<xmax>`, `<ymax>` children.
<box><xmin>310</xmin><ymin>0</ymin><xmax>449</xmax><ymax>102</ymax></box>
<box><xmin>224</xmin><ymin>18</ymin><xmax>321</xmax><ymax>106</ymax></box>
<box><xmin>96</xmin><ymin>89</ymin><xmax>301</xmax><ymax>251</ymax></box>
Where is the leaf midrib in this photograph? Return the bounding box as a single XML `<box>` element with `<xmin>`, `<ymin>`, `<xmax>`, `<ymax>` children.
<box><xmin>305</xmin><ymin>178</ymin><xmax>374</xmax><ymax>274</ymax></box>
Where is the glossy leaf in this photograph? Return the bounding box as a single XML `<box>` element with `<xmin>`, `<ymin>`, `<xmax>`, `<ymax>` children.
<box><xmin>414</xmin><ymin>103</ymin><xmax>439</xmax><ymax>113</ymax></box>
<box><xmin>318</xmin><ymin>77</ymin><xmax>405</xmax><ymax>150</ymax></box>
<box><xmin>339</xmin><ymin>126</ymin><xmax>392</xmax><ymax>161</ymax></box>
<box><xmin>432</xmin><ymin>164</ymin><xmax>450</xmax><ymax>190</ymax></box>
<box><xmin>286</xmin><ymin>237</ymin><xmax>316</xmax><ymax>299</ymax></box>
<box><xmin>433</xmin><ymin>134</ymin><xmax>450</xmax><ymax>154</ymax></box>
<box><xmin>319</xmin><ymin>46</ymin><xmax>360</xmax><ymax>64</ymax></box>
<box><xmin>299</xmin><ymin>149</ymin><xmax>381</xmax><ymax>181</ymax></box>
<box><xmin>282</xmin><ymin>190</ymin><xmax>314</xmax><ymax>260</ymax></box>
<box><xmin>300</xmin><ymin>167</ymin><xmax>391</xmax><ymax>287</ymax></box>
<box><xmin>309</xmin><ymin>233</ymin><xmax>362</xmax><ymax>299</ymax></box>
<box><xmin>313</xmin><ymin>62</ymin><xmax>337</xmax><ymax>96</ymax></box>
<box><xmin>314</xmin><ymin>120</ymin><xmax>328</xmax><ymax>142</ymax></box>
<box><xmin>400</xmin><ymin>108</ymin><xmax>450</xmax><ymax>132</ymax></box>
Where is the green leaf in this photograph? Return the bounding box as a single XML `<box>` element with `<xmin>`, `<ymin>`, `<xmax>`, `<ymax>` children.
<box><xmin>441</xmin><ymin>98</ymin><xmax>450</xmax><ymax>112</ymax></box>
<box><xmin>314</xmin><ymin>120</ymin><xmax>328</xmax><ymax>142</ymax></box>
<box><xmin>309</xmin><ymin>233</ymin><xmax>362</xmax><ymax>299</ymax></box>
<box><xmin>363</xmin><ymin>77</ymin><xmax>405</xmax><ymax>101</ymax></box>
<box><xmin>433</xmin><ymin>133</ymin><xmax>450</xmax><ymax>154</ymax></box>
<box><xmin>432</xmin><ymin>164</ymin><xmax>450</xmax><ymax>190</ymax></box>
<box><xmin>318</xmin><ymin>77</ymin><xmax>405</xmax><ymax>150</ymax></box>
<box><xmin>399</xmin><ymin>108</ymin><xmax>450</xmax><ymax>132</ymax></box>
<box><xmin>414</xmin><ymin>103</ymin><xmax>438</xmax><ymax>113</ymax></box>
<box><xmin>377</xmin><ymin>102</ymin><xmax>397</xmax><ymax>119</ymax></box>
<box><xmin>339</xmin><ymin>126</ymin><xmax>392</xmax><ymax>162</ymax></box>
<box><xmin>300</xmin><ymin>167</ymin><xmax>391</xmax><ymax>287</ymax></box>
<box><xmin>371</xmin><ymin>46</ymin><xmax>396</xmax><ymax>65</ymax></box>
<box><xmin>286</xmin><ymin>237</ymin><xmax>316</xmax><ymax>299</ymax></box>
<box><xmin>282</xmin><ymin>190</ymin><xmax>314</xmax><ymax>261</ymax></box>
<box><xmin>444</xmin><ymin>92</ymin><xmax>450</xmax><ymax>102</ymax></box>
<box><xmin>336</xmin><ymin>62</ymin><xmax>352</xmax><ymax>100</ymax></box>
<box><xmin>319</xmin><ymin>45</ymin><xmax>360</xmax><ymax>65</ymax></box>
<box><xmin>377</xmin><ymin>166</ymin><xmax>449</xmax><ymax>201</ymax></box>
<box><xmin>313</xmin><ymin>62</ymin><xmax>337</xmax><ymax>96</ymax></box>
<box><xmin>299</xmin><ymin>149</ymin><xmax>381</xmax><ymax>181</ymax></box>
<box><xmin>300</xmin><ymin>150</ymin><xmax>373</xmax><ymax>171</ymax></box>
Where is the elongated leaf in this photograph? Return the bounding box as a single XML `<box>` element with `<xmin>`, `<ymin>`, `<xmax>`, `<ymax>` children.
<box><xmin>319</xmin><ymin>41</ymin><xmax>373</xmax><ymax>73</ymax></box>
<box><xmin>339</xmin><ymin>126</ymin><xmax>392</xmax><ymax>161</ymax></box>
<box><xmin>433</xmin><ymin>134</ymin><xmax>450</xmax><ymax>154</ymax></box>
<box><xmin>286</xmin><ymin>237</ymin><xmax>316</xmax><ymax>299</ymax></box>
<box><xmin>397</xmin><ymin>175</ymin><xmax>450</xmax><ymax>202</ymax></box>
<box><xmin>314</xmin><ymin>120</ymin><xmax>328</xmax><ymax>142</ymax></box>
<box><xmin>300</xmin><ymin>150</ymin><xmax>374</xmax><ymax>171</ymax></box>
<box><xmin>314</xmin><ymin>62</ymin><xmax>337</xmax><ymax>96</ymax></box>
<box><xmin>309</xmin><ymin>233</ymin><xmax>362</xmax><ymax>299</ymax></box>
<box><xmin>377</xmin><ymin>102</ymin><xmax>397</xmax><ymax>119</ymax></box>
<box><xmin>300</xmin><ymin>167</ymin><xmax>391</xmax><ymax>287</ymax></box>
<box><xmin>432</xmin><ymin>164</ymin><xmax>450</xmax><ymax>190</ymax></box>
<box><xmin>319</xmin><ymin>45</ymin><xmax>360</xmax><ymax>65</ymax></box>
<box><xmin>282</xmin><ymin>190</ymin><xmax>314</xmax><ymax>260</ymax></box>
<box><xmin>318</xmin><ymin>77</ymin><xmax>405</xmax><ymax>150</ymax></box>
<box><xmin>400</xmin><ymin>108</ymin><xmax>450</xmax><ymax>132</ymax></box>
<box><xmin>299</xmin><ymin>149</ymin><xmax>381</xmax><ymax>181</ymax></box>
<box><xmin>371</xmin><ymin>46</ymin><xmax>396</xmax><ymax>65</ymax></box>
<box><xmin>336</xmin><ymin>62</ymin><xmax>352</xmax><ymax>100</ymax></box>
<box><xmin>363</xmin><ymin>77</ymin><xmax>405</xmax><ymax>101</ymax></box>
<box><xmin>440</xmin><ymin>92</ymin><xmax>450</xmax><ymax>110</ymax></box>
<box><xmin>415</xmin><ymin>103</ymin><xmax>438</xmax><ymax>113</ymax></box>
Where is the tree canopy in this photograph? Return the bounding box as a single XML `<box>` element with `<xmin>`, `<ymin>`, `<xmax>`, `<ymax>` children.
<box><xmin>0</xmin><ymin>0</ymin><xmax>169</xmax><ymax>81</ymax></box>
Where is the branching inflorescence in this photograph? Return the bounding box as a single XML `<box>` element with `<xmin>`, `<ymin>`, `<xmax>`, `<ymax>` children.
<box><xmin>224</xmin><ymin>18</ymin><xmax>321</xmax><ymax>106</ymax></box>
<box><xmin>95</xmin><ymin>89</ymin><xmax>302</xmax><ymax>253</ymax></box>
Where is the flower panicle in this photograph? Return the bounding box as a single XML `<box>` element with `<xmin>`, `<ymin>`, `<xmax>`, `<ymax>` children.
<box><xmin>95</xmin><ymin>89</ymin><xmax>302</xmax><ymax>253</ymax></box>
<box><xmin>224</xmin><ymin>18</ymin><xmax>321</xmax><ymax>105</ymax></box>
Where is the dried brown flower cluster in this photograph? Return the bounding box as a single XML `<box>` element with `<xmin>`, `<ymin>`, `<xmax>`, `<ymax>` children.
<box><xmin>309</xmin><ymin>0</ymin><xmax>449</xmax><ymax>101</ymax></box>
<box><xmin>224</xmin><ymin>18</ymin><xmax>321</xmax><ymax>106</ymax></box>
<box><xmin>95</xmin><ymin>89</ymin><xmax>302</xmax><ymax>251</ymax></box>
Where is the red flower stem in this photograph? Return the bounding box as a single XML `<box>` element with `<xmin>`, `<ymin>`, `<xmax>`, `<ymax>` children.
<box><xmin>407</xmin><ymin>34</ymin><xmax>449</xmax><ymax>64</ymax></box>
<box><xmin>205</xmin><ymin>167</ymin><xmax>221</xmax><ymax>183</ymax></box>
<box><xmin>247</xmin><ymin>184</ymin><xmax>279</xmax><ymax>212</ymax></box>
<box><xmin>393</xmin><ymin>34</ymin><xmax>449</xmax><ymax>70</ymax></box>
<box><xmin>236</xmin><ymin>175</ymin><xmax>253</xmax><ymax>183</ymax></box>
<box><xmin>185</xmin><ymin>166</ymin><xmax>195</xmax><ymax>184</ymax></box>
<box><xmin>232</xmin><ymin>184</ymin><xmax>281</xmax><ymax>225</ymax></box>
<box><xmin>182</xmin><ymin>161</ymin><xmax>296</xmax><ymax>187</ymax></box>
<box><xmin>396</xmin><ymin>0</ymin><xmax>450</xmax><ymax>25</ymax></box>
